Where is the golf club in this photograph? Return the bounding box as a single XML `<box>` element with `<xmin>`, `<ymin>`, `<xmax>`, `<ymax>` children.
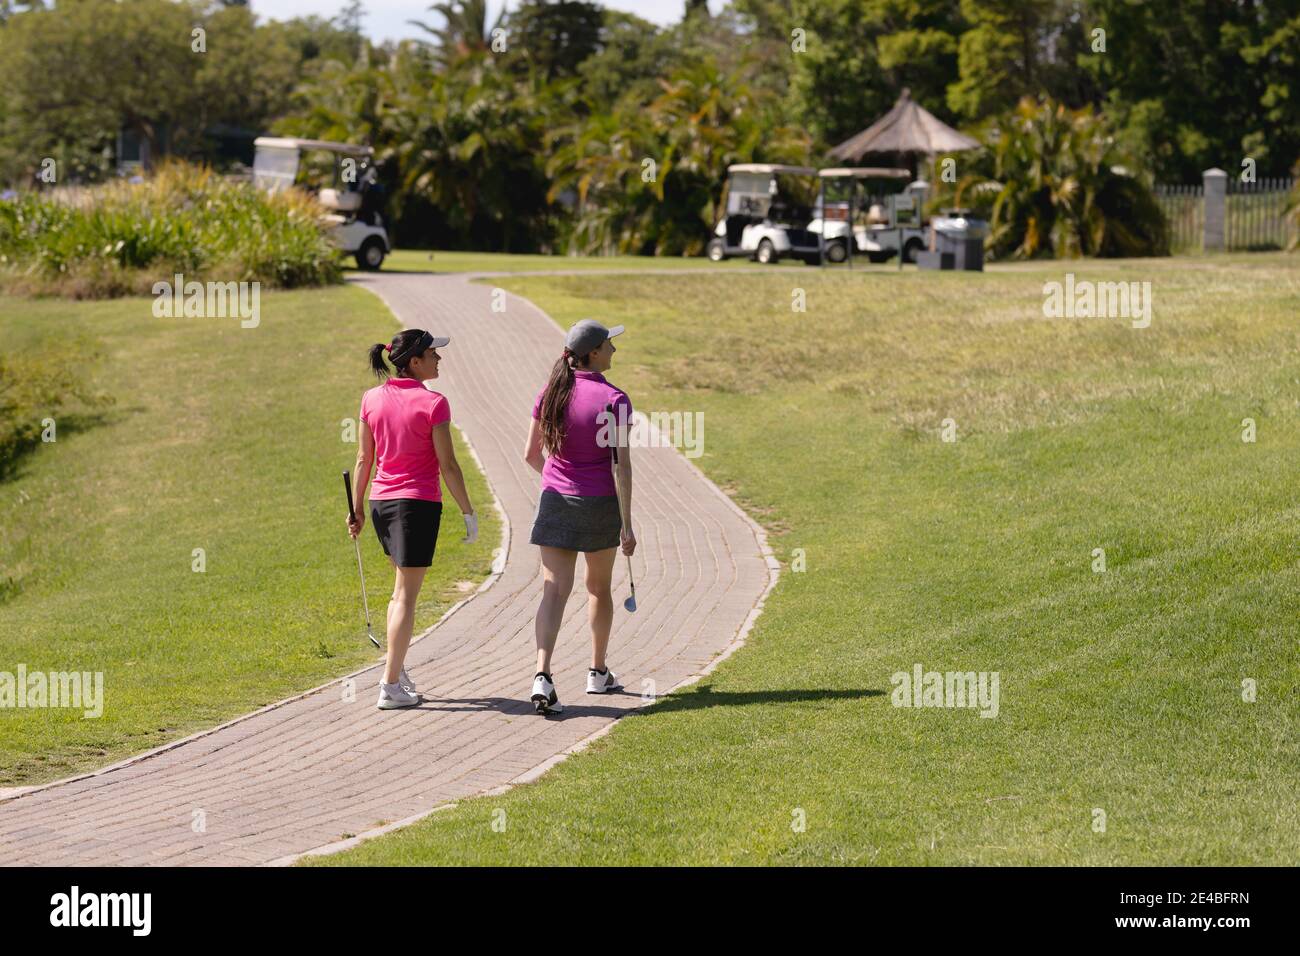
<box><xmin>607</xmin><ymin>403</ymin><xmax>637</xmax><ymax>613</ymax></box>
<box><xmin>342</xmin><ymin>470</ymin><xmax>382</xmax><ymax>648</ymax></box>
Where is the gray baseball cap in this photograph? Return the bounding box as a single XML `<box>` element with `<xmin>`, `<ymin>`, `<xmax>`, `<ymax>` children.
<box><xmin>565</xmin><ymin>319</ymin><xmax>624</xmax><ymax>357</ymax></box>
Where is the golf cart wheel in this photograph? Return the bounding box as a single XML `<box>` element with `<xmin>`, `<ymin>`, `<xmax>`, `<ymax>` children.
<box><xmin>755</xmin><ymin>239</ymin><xmax>777</xmax><ymax>265</ymax></box>
<box><xmin>902</xmin><ymin>239</ymin><xmax>924</xmax><ymax>264</ymax></box>
<box><xmin>825</xmin><ymin>239</ymin><xmax>848</xmax><ymax>264</ymax></box>
<box><xmin>356</xmin><ymin>238</ymin><xmax>386</xmax><ymax>271</ymax></box>
<box><xmin>706</xmin><ymin>238</ymin><xmax>727</xmax><ymax>262</ymax></box>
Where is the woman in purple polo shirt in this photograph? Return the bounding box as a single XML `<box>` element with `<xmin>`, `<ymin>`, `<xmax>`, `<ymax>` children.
<box><xmin>524</xmin><ymin>319</ymin><xmax>636</xmax><ymax>715</ymax></box>
<box><xmin>348</xmin><ymin>328</ymin><xmax>478</xmax><ymax>711</ymax></box>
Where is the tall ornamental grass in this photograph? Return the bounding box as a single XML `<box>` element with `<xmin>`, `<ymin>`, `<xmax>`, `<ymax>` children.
<box><xmin>0</xmin><ymin>163</ymin><xmax>343</xmax><ymax>297</ymax></box>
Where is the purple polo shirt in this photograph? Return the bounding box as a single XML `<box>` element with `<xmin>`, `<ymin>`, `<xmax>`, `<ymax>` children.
<box><xmin>532</xmin><ymin>369</ymin><xmax>632</xmax><ymax>497</ymax></box>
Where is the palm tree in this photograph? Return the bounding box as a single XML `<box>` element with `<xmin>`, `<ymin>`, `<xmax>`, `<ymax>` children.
<box><xmin>546</xmin><ymin>105</ymin><xmax>660</xmax><ymax>255</ymax></box>
<box><xmin>942</xmin><ymin>97</ymin><xmax>1168</xmax><ymax>259</ymax></box>
<box><xmin>276</xmin><ymin>43</ymin><xmax>557</xmax><ymax>251</ymax></box>
<box><xmin>409</xmin><ymin>0</ymin><xmax>504</xmax><ymax>65</ymax></box>
<box><xmin>547</xmin><ymin>57</ymin><xmax>811</xmax><ymax>255</ymax></box>
<box><xmin>384</xmin><ymin>51</ymin><xmax>554</xmax><ymax>249</ymax></box>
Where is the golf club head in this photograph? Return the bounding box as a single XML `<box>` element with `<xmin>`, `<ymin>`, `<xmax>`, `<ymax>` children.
<box><xmin>624</xmin><ymin>594</ymin><xmax>637</xmax><ymax>613</ymax></box>
<box><xmin>367</xmin><ymin>632</ymin><xmax>382</xmax><ymax>649</ymax></box>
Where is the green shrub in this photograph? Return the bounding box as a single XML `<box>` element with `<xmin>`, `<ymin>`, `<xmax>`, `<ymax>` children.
<box><xmin>929</xmin><ymin>97</ymin><xmax>1170</xmax><ymax>259</ymax></box>
<box><xmin>0</xmin><ymin>162</ymin><xmax>343</xmax><ymax>297</ymax></box>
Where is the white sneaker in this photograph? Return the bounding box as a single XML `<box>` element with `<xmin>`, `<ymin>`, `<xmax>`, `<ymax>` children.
<box><xmin>531</xmin><ymin>673</ymin><xmax>564</xmax><ymax>715</ymax></box>
<box><xmin>398</xmin><ymin>667</ymin><xmax>416</xmax><ymax>694</ymax></box>
<box><xmin>586</xmin><ymin>668</ymin><xmax>623</xmax><ymax>694</ymax></box>
<box><xmin>377</xmin><ymin>682</ymin><xmax>420</xmax><ymax>710</ymax></box>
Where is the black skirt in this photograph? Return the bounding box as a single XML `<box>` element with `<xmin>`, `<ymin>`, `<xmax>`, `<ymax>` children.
<box><xmin>529</xmin><ymin>489</ymin><xmax>622</xmax><ymax>552</ymax></box>
<box><xmin>370</xmin><ymin>498</ymin><xmax>443</xmax><ymax>567</ymax></box>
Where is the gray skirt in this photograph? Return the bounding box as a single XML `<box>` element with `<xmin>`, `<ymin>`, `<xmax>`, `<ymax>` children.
<box><xmin>530</xmin><ymin>489</ymin><xmax>622</xmax><ymax>552</ymax></box>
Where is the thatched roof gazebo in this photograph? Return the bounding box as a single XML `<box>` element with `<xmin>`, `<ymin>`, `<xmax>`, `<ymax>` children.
<box><xmin>829</xmin><ymin>88</ymin><xmax>980</xmax><ymax>168</ymax></box>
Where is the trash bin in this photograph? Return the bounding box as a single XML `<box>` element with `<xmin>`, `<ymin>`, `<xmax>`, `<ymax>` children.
<box><xmin>931</xmin><ymin>216</ymin><xmax>988</xmax><ymax>271</ymax></box>
<box><xmin>915</xmin><ymin>250</ymin><xmax>954</xmax><ymax>270</ymax></box>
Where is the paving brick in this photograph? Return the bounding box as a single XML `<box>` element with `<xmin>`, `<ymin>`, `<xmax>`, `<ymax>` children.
<box><xmin>0</xmin><ymin>272</ymin><xmax>774</xmax><ymax>866</ymax></box>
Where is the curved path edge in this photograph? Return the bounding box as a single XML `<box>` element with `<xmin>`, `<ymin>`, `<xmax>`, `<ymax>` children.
<box><xmin>272</xmin><ymin>274</ymin><xmax>780</xmax><ymax>866</ymax></box>
<box><xmin>0</xmin><ymin>421</ymin><xmax>511</xmax><ymax>808</ymax></box>
<box><xmin>0</xmin><ymin>271</ymin><xmax>778</xmax><ymax>866</ymax></box>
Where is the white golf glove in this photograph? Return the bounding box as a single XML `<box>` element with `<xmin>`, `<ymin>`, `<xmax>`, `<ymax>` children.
<box><xmin>462</xmin><ymin>511</ymin><xmax>479</xmax><ymax>544</ymax></box>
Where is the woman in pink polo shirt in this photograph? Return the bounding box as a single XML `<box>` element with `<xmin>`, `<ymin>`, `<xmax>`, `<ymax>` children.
<box><xmin>523</xmin><ymin>319</ymin><xmax>636</xmax><ymax>715</ymax></box>
<box><xmin>347</xmin><ymin>328</ymin><xmax>478</xmax><ymax>711</ymax></box>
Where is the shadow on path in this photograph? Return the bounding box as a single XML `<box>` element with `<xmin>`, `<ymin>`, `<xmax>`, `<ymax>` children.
<box><xmin>420</xmin><ymin>687</ymin><xmax>885</xmax><ymax>720</ymax></box>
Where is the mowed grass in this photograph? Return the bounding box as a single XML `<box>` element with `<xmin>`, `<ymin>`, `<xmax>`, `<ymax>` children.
<box><xmin>313</xmin><ymin>253</ymin><xmax>1299</xmax><ymax>865</ymax></box>
<box><xmin>377</xmin><ymin>248</ymin><xmax>810</xmax><ymax>275</ymax></box>
<box><xmin>0</xmin><ymin>286</ymin><xmax>498</xmax><ymax>786</ymax></box>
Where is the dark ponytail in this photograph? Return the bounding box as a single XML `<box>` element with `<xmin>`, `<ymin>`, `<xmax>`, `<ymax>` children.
<box><xmin>368</xmin><ymin>329</ymin><xmax>429</xmax><ymax>380</ymax></box>
<box><xmin>538</xmin><ymin>346</ymin><xmax>592</xmax><ymax>455</ymax></box>
<box><xmin>368</xmin><ymin>343</ymin><xmax>390</xmax><ymax>379</ymax></box>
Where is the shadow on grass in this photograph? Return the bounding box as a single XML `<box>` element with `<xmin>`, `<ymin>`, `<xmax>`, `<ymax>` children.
<box><xmin>639</xmin><ymin>685</ymin><xmax>886</xmax><ymax>716</ymax></box>
<box><xmin>0</xmin><ymin>406</ymin><xmax>124</xmax><ymax>607</ymax></box>
<box><xmin>0</xmin><ymin>408</ymin><xmax>122</xmax><ymax>484</ymax></box>
<box><xmin>417</xmin><ymin>686</ymin><xmax>885</xmax><ymax>722</ymax></box>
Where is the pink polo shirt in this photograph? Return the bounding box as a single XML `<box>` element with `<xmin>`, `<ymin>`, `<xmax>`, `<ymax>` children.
<box><xmin>532</xmin><ymin>369</ymin><xmax>632</xmax><ymax>497</ymax></box>
<box><xmin>360</xmin><ymin>377</ymin><xmax>451</xmax><ymax>502</ymax></box>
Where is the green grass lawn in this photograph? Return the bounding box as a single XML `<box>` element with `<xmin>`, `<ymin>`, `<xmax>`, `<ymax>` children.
<box><xmin>0</xmin><ymin>286</ymin><xmax>498</xmax><ymax>786</ymax></box>
<box><xmin>375</xmin><ymin>248</ymin><xmax>811</xmax><ymax>274</ymax></box>
<box><xmin>313</xmin><ymin>252</ymin><xmax>1299</xmax><ymax>865</ymax></box>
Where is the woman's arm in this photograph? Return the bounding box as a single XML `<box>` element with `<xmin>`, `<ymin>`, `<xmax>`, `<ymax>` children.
<box><xmin>348</xmin><ymin>420</ymin><xmax>376</xmax><ymax>538</ymax></box>
<box><xmin>523</xmin><ymin>418</ymin><xmax>546</xmax><ymax>475</ymax></box>
<box><xmin>432</xmin><ymin>421</ymin><xmax>474</xmax><ymax>516</ymax></box>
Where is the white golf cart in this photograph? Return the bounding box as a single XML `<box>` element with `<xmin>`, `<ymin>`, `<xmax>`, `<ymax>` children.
<box><xmin>707</xmin><ymin>164</ymin><xmax>822</xmax><ymax>265</ymax></box>
<box><xmin>808</xmin><ymin>168</ymin><xmax>931</xmax><ymax>264</ymax></box>
<box><xmin>252</xmin><ymin>137</ymin><xmax>391</xmax><ymax>270</ymax></box>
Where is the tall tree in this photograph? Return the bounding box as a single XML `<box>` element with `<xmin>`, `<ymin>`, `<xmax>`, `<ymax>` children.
<box><xmin>1078</xmin><ymin>0</ymin><xmax>1300</xmax><ymax>180</ymax></box>
<box><xmin>945</xmin><ymin>0</ymin><xmax>1073</xmax><ymax>120</ymax></box>
<box><xmin>504</xmin><ymin>0</ymin><xmax>603</xmax><ymax>82</ymax></box>
<box><xmin>575</xmin><ymin>11</ymin><xmax>678</xmax><ymax>112</ymax></box>
<box><xmin>0</xmin><ymin>0</ymin><xmax>296</xmax><ymax>183</ymax></box>
<box><xmin>788</xmin><ymin>0</ymin><xmax>965</xmax><ymax>149</ymax></box>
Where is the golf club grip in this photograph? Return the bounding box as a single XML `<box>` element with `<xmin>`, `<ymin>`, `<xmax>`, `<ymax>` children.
<box><xmin>342</xmin><ymin>470</ymin><xmax>356</xmax><ymax>522</ymax></box>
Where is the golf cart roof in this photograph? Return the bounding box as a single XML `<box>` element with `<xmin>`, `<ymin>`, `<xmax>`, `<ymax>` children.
<box><xmin>819</xmin><ymin>167</ymin><xmax>911</xmax><ymax>179</ymax></box>
<box><xmin>727</xmin><ymin>163</ymin><xmax>818</xmax><ymax>176</ymax></box>
<box><xmin>254</xmin><ymin>137</ymin><xmax>373</xmax><ymax>157</ymax></box>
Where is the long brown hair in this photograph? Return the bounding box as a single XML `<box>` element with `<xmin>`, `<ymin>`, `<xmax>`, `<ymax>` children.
<box><xmin>538</xmin><ymin>346</ymin><xmax>592</xmax><ymax>455</ymax></box>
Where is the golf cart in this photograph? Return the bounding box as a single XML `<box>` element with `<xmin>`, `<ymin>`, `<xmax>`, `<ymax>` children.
<box><xmin>253</xmin><ymin>137</ymin><xmax>391</xmax><ymax>270</ymax></box>
<box><xmin>707</xmin><ymin>164</ymin><xmax>823</xmax><ymax>265</ymax></box>
<box><xmin>808</xmin><ymin>168</ymin><xmax>931</xmax><ymax>264</ymax></box>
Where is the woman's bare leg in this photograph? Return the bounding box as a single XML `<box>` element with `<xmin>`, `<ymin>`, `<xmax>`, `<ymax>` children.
<box><xmin>535</xmin><ymin>546</ymin><xmax>577</xmax><ymax>674</ymax></box>
<box><xmin>384</xmin><ymin>564</ymin><xmax>427</xmax><ymax>684</ymax></box>
<box><xmin>583</xmin><ymin>547</ymin><xmax>617</xmax><ymax>671</ymax></box>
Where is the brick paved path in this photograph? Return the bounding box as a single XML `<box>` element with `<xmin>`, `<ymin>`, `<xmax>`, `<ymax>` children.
<box><xmin>0</xmin><ymin>272</ymin><xmax>777</xmax><ymax>866</ymax></box>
